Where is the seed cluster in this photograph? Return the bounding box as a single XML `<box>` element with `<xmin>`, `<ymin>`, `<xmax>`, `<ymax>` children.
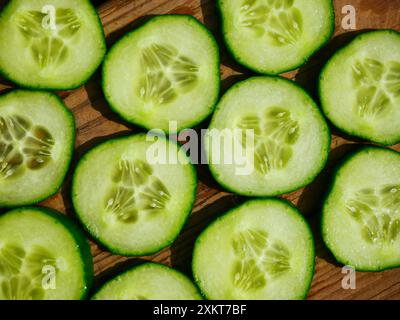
<box><xmin>138</xmin><ymin>44</ymin><xmax>199</xmax><ymax>106</ymax></box>
<box><xmin>239</xmin><ymin>0</ymin><xmax>303</xmax><ymax>46</ymax></box>
<box><xmin>0</xmin><ymin>115</ymin><xmax>54</xmax><ymax>179</ymax></box>
<box><xmin>231</xmin><ymin>229</ymin><xmax>291</xmax><ymax>291</ymax></box>
<box><xmin>353</xmin><ymin>58</ymin><xmax>400</xmax><ymax>119</ymax></box>
<box><xmin>105</xmin><ymin>159</ymin><xmax>171</xmax><ymax>223</ymax></box>
<box><xmin>345</xmin><ymin>185</ymin><xmax>400</xmax><ymax>244</ymax></box>
<box><xmin>0</xmin><ymin>244</ymin><xmax>57</xmax><ymax>300</ymax></box>
<box><xmin>237</xmin><ymin>107</ymin><xmax>299</xmax><ymax>175</ymax></box>
<box><xmin>16</xmin><ymin>8</ymin><xmax>81</xmax><ymax>68</ymax></box>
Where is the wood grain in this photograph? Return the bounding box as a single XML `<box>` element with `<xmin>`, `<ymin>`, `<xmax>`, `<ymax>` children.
<box><xmin>1</xmin><ymin>0</ymin><xmax>400</xmax><ymax>300</ymax></box>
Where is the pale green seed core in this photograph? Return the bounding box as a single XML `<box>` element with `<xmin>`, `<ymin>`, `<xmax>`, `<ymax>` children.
<box><xmin>0</xmin><ymin>244</ymin><xmax>58</xmax><ymax>300</ymax></box>
<box><xmin>239</xmin><ymin>0</ymin><xmax>303</xmax><ymax>46</ymax></box>
<box><xmin>345</xmin><ymin>185</ymin><xmax>400</xmax><ymax>244</ymax></box>
<box><xmin>352</xmin><ymin>58</ymin><xmax>400</xmax><ymax>119</ymax></box>
<box><xmin>231</xmin><ymin>229</ymin><xmax>291</xmax><ymax>291</ymax></box>
<box><xmin>237</xmin><ymin>107</ymin><xmax>299</xmax><ymax>175</ymax></box>
<box><xmin>15</xmin><ymin>8</ymin><xmax>81</xmax><ymax>68</ymax></box>
<box><xmin>105</xmin><ymin>159</ymin><xmax>171</xmax><ymax>223</ymax></box>
<box><xmin>137</xmin><ymin>44</ymin><xmax>199</xmax><ymax>107</ymax></box>
<box><xmin>0</xmin><ymin>115</ymin><xmax>54</xmax><ymax>179</ymax></box>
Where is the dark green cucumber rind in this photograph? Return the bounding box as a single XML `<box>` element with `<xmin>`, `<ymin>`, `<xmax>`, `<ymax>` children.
<box><xmin>102</xmin><ymin>14</ymin><xmax>220</xmax><ymax>133</ymax></box>
<box><xmin>0</xmin><ymin>206</ymin><xmax>94</xmax><ymax>299</ymax></box>
<box><xmin>321</xmin><ymin>146</ymin><xmax>400</xmax><ymax>272</ymax></box>
<box><xmin>217</xmin><ymin>0</ymin><xmax>335</xmax><ymax>75</ymax></box>
<box><xmin>319</xmin><ymin>29</ymin><xmax>400</xmax><ymax>146</ymax></box>
<box><xmin>0</xmin><ymin>0</ymin><xmax>106</xmax><ymax>91</ymax></box>
<box><xmin>207</xmin><ymin>76</ymin><xmax>331</xmax><ymax>197</ymax></box>
<box><xmin>71</xmin><ymin>133</ymin><xmax>197</xmax><ymax>257</ymax></box>
<box><xmin>91</xmin><ymin>262</ymin><xmax>203</xmax><ymax>299</ymax></box>
<box><xmin>192</xmin><ymin>198</ymin><xmax>315</xmax><ymax>300</ymax></box>
<box><xmin>0</xmin><ymin>89</ymin><xmax>76</xmax><ymax>208</ymax></box>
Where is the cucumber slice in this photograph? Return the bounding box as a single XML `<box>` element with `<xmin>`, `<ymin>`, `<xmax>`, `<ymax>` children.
<box><xmin>0</xmin><ymin>90</ymin><xmax>75</xmax><ymax>208</ymax></box>
<box><xmin>72</xmin><ymin>134</ymin><xmax>197</xmax><ymax>256</ymax></box>
<box><xmin>322</xmin><ymin>147</ymin><xmax>400</xmax><ymax>271</ymax></box>
<box><xmin>192</xmin><ymin>199</ymin><xmax>315</xmax><ymax>300</ymax></box>
<box><xmin>102</xmin><ymin>15</ymin><xmax>220</xmax><ymax>132</ymax></box>
<box><xmin>205</xmin><ymin>76</ymin><xmax>330</xmax><ymax>196</ymax></box>
<box><xmin>218</xmin><ymin>0</ymin><xmax>334</xmax><ymax>74</ymax></box>
<box><xmin>0</xmin><ymin>0</ymin><xmax>106</xmax><ymax>90</ymax></box>
<box><xmin>320</xmin><ymin>30</ymin><xmax>400</xmax><ymax>145</ymax></box>
<box><xmin>93</xmin><ymin>262</ymin><xmax>202</xmax><ymax>300</ymax></box>
<box><xmin>0</xmin><ymin>207</ymin><xmax>93</xmax><ymax>300</ymax></box>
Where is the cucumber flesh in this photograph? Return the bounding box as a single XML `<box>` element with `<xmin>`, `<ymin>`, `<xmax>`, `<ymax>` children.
<box><xmin>92</xmin><ymin>263</ymin><xmax>202</xmax><ymax>300</ymax></box>
<box><xmin>192</xmin><ymin>199</ymin><xmax>315</xmax><ymax>300</ymax></box>
<box><xmin>0</xmin><ymin>90</ymin><xmax>75</xmax><ymax>207</ymax></box>
<box><xmin>322</xmin><ymin>147</ymin><xmax>400</xmax><ymax>271</ymax></box>
<box><xmin>218</xmin><ymin>0</ymin><xmax>334</xmax><ymax>74</ymax></box>
<box><xmin>103</xmin><ymin>15</ymin><xmax>220</xmax><ymax>132</ymax></box>
<box><xmin>0</xmin><ymin>207</ymin><xmax>93</xmax><ymax>300</ymax></box>
<box><xmin>0</xmin><ymin>0</ymin><xmax>106</xmax><ymax>90</ymax></box>
<box><xmin>72</xmin><ymin>134</ymin><xmax>197</xmax><ymax>256</ymax></box>
<box><xmin>205</xmin><ymin>76</ymin><xmax>330</xmax><ymax>196</ymax></box>
<box><xmin>320</xmin><ymin>30</ymin><xmax>400</xmax><ymax>145</ymax></box>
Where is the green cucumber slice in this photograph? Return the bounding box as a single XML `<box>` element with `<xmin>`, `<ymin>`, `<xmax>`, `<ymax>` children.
<box><xmin>102</xmin><ymin>15</ymin><xmax>220</xmax><ymax>132</ymax></box>
<box><xmin>320</xmin><ymin>30</ymin><xmax>400</xmax><ymax>145</ymax></box>
<box><xmin>205</xmin><ymin>76</ymin><xmax>330</xmax><ymax>196</ymax></box>
<box><xmin>0</xmin><ymin>0</ymin><xmax>106</xmax><ymax>90</ymax></box>
<box><xmin>0</xmin><ymin>90</ymin><xmax>75</xmax><ymax>208</ymax></box>
<box><xmin>218</xmin><ymin>0</ymin><xmax>334</xmax><ymax>74</ymax></box>
<box><xmin>0</xmin><ymin>207</ymin><xmax>93</xmax><ymax>300</ymax></box>
<box><xmin>192</xmin><ymin>199</ymin><xmax>315</xmax><ymax>300</ymax></box>
<box><xmin>72</xmin><ymin>134</ymin><xmax>197</xmax><ymax>256</ymax></box>
<box><xmin>92</xmin><ymin>262</ymin><xmax>202</xmax><ymax>300</ymax></box>
<box><xmin>322</xmin><ymin>147</ymin><xmax>400</xmax><ymax>271</ymax></box>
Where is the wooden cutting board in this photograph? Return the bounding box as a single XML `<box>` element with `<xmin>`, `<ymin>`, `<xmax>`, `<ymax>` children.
<box><xmin>1</xmin><ymin>0</ymin><xmax>400</xmax><ymax>300</ymax></box>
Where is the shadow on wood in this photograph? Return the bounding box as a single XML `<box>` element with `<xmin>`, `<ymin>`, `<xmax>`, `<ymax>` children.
<box><xmin>0</xmin><ymin>76</ymin><xmax>14</xmax><ymax>92</ymax></box>
<box><xmin>297</xmin><ymin>143</ymin><xmax>362</xmax><ymax>216</ymax></box>
<box><xmin>200</xmin><ymin>0</ymin><xmax>252</xmax><ymax>94</ymax></box>
<box><xmin>177</xmin><ymin>127</ymin><xmax>232</xmax><ymax>191</ymax></box>
<box><xmin>105</xmin><ymin>14</ymin><xmax>157</xmax><ymax>47</ymax></box>
<box><xmin>59</xmin><ymin>130</ymin><xmax>133</xmax><ymax>222</ymax></box>
<box><xmin>307</xmin><ymin>214</ymin><xmax>342</xmax><ymax>268</ymax></box>
<box><xmin>92</xmin><ymin>258</ymin><xmax>148</xmax><ymax>295</ymax></box>
<box><xmin>298</xmin><ymin>143</ymin><xmax>375</xmax><ymax>267</ymax></box>
<box><xmin>170</xmin><ymin>194</ymin><xmax>242</xmax><ymax>276</ymax></box>
<box><xmin>84</xmin><ymin>71</ymin><xmax>143</xmax><ymax>131</ymax></box>
<box><xmin>295</xmin><ymin>29</ymin><xmax>375</xmax><ymax>102</ymax></box>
